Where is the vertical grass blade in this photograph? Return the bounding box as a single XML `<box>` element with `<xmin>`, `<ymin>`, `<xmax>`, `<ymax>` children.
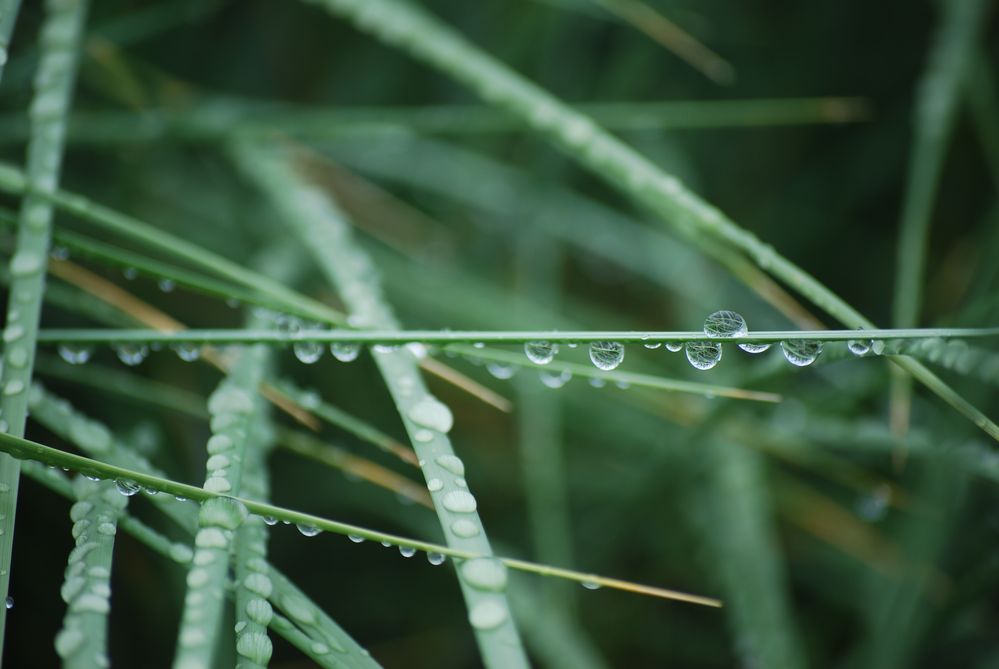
<box><xmin>0</xmin><ymin>0</ymin><xmax>87</xmax><ymax>650</ymax></box>
<box><xmin>689</xmin><ymin>440</ymin><xmax>806</xmax><ymax>669</ymax></box>
<box><xmin>54</xmin><ymin>477</ymin><xmax>127</xmax><ymax>667</ymax></box>
<box><xmin>0</xmin><ymin>0</ymin><xmax>22</xmax><ymax>86</ymax></box>
<box><xmin>173</xmin><ymin>341</ymin><xmax>269</xmax><ymax>669</ymax></box>
<box><xmin>233</xmin><ymin>141</ymin><xmax>531</xmax><ymax>669</ymax></box>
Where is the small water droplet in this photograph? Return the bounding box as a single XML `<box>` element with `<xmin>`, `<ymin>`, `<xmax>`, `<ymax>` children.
<box><xmin>427</xmin><ymin>478</ymin><xmax>443</xmax><ymax>492</ymax></box>
<box><xmin>589</xmin><ymin>341</ymin><xmax>624</xmax><ymax>371</ymax></box>
<box><xmin>664</xmin><ymin>342</ymin><xmax>683</xmax><ymax>352</ymax></box>
<box><xmin>408</xmin><ymin>397</ymin><xmax>454</xmax><ymax>433</ymax></box>
<box><xmin>451</xmin><ymin>519</ymin><xmax>480</xmax><ymax>537</ymax></box>
<box><xmin>486</xmin><ymin>362</ymin><xmax>516</xmax><ymax>379</ymax></box>
<box><xmin>539</xmin><ymin>370</ymin><xmax>572</xmax><ymax>389</ymax></box>
<box><xmin>123</xmin><ymin>267</ymin><xmax>137</xmax><ymax>280</ymax></box>
<box><xmin>296</xmin><ymin>524</ymin><xmax>321</xmax><ymax>537</ymax></box>
<box><xmin>685</xmin><ymin>341</ymin><xmax>722</xmax><ymax>370</ymax></box>
<box><xmin>848</xmin><ymin>339</ymin><xmax>872</xmax><ymax>356</ymax></box>
<box><xmin>588</xmin><ymin>377</ymin><xmax>606</xmax><ymax>388</ymax></box>
<box><xmin>173</xmin><ymin>344</ymin><xmax>200</xmax><ymax>362</ymax></box>
<box><xmin>399</xmin><ymin>546</ymin><xmax>416</xmax><ymax>558</ymax></box>
<box><xmin>113</xmin><ymin>344</ymin><xmax>149</xmax><ymax>366</ymax></box>
<box><xmin>348</xmin><ymin>534</ymin><xmax>365</xmax><ymax>543</ymax></box>
<box><xmin>10</xmin><ymin>251</ymin><xmax>42</xmax><ymax>276</ymax></box>
<box><xmin>461</xmin><ymin>558</ymin><xmax>508</xmax><ymax>591</ymax></box>
<box><xmin>856</xmin><ymin>483</ymin><xmax>891</xmax><ymax>522</ymax></box>
<box><xmin>58</xmin><ymin>345</ymin><xmax>92</xmax><ymax>365</ymax></box>
<box><xmin>704</xmin><ymin>310</ymin><xmax>748</xmax><ymax>338</ymax></box>
<box><xmin>524</xmin><ymin>341</ymin><xmax>558</xmax><ymax>365</ymax></box>
<box><xmin>293</xmin><ymin>333</ymin><xmax>324</xmax><ymax>364</ymax></box>
<box><xmin>780</xmin><ymin>340</ymin><xmax>822</xmax><ymax>367</ymax></box>
<box><xmin>468</xmin><ymin>600</ymin><xmax>509</xmax><ymax>630</ymax></box>
<box><xmin>427</xmin><ymin>552</ymin><xmax>446</xmax><ymax>566</ymax></box>
<box><xmin>263</xmin><ymin>516</ymin><xmax>277</xmax><ymax>526</ymax></box>
<box><xmin>436</xmin><ymin>455</ymin><xmax>465</xmax><ymax>476</ymax></box>
<box><xmin>157</xmin><ymin>278</ymin><xmax>176</xmax><ymax>293</ymax></box>
<box><xmin>871</xmin><ymin>340</ymin><xmax>886</xmax><ymax>355</ymax></box>
<box><xmin>330</xmin><ymin>341</ymin><xmax>361</xmax><ymax>362</ymax></box>
<box><xmin>414</xmin><ymin>429</ymin><xmax>434</xmax><ymax>443</ymax></box>
<box><xmin>114</xmin><ymin>479</ymin><xmax>141</xmax><ymax>497</ymax></box>
<box><xmin>738</xmin><ymin>342</ymin><xmax>771</xmax><ymax>354</ymax></box>
<box><xmin>642</xmin><ymin>336</ymin><xmax>661</xmax><ymax>349</ymax></box>
<box><xmin>5</xmin><ymin>596</ymin><xmax>12</xmax><ymax>609</ymax></box>
<box><xmin>50</xmin><ymin>246</ymin><xmax>70</xmax><ymax>261</ymax></box>
<box><xmin>581</xmin><ymin>580</ymin><xmax>602</xmax><ymax>590</ymax></box>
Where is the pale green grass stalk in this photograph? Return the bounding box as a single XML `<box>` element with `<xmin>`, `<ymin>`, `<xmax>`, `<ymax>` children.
<box><xmin>0</xmin><ymin>97</ymin><xmax>867</xmax><ymax>144</ymax></box>
<box><xmin>304</xmin><ymin>0</ymin><xmax>999</xmax><ymax>442</ymax></box>
<box><xmin>0</xmin><ymin>426</ymin><xmax>722</xmax><ymax>607</ymax></box>
<box><xmin>54</xmin><ymin>477</ymin><xmax>126</xmax><ymax>667</ymax></box>
<box><xmin>890</xmin><ymin>0</ymin><xmax>988</xmax><ymax>435</ymax></box>
<box><xmin>173</xmin><ymin>341</ymin><xmax>269</xmax><ymax>669</ymax></box>
<box><xmin>689</xmin><ymin>440</ymin><xmax>806</xmax><ymax>668</ymax></box>
<box><xmin>26</xmin><ymin>384</ymin><xmax>382</xmax><ymax>668</ymax></box>
<box><xmin>233</xmin><ymin>141</ymin><xmax>530</xmax><ymax>669</ymax></box>
<box><xmin>884</xmin><ymin>339</ymin><xmax>999</xmax><ymax>387</ymax></box>
<box><xmin>0</xmin><ymin>0</ymin><xmax>87</xmax><ymax>649</ymax></box>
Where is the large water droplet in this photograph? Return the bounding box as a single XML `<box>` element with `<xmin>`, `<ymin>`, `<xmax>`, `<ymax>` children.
<box><xmin>442</xmin><ymin>490</ymin><xmax>477</xmax><ymax>513</ymax></box>
<box><xmin>330</xmin><ymin>342</ymin><xmax>360</xmax><ymax>362</ymax></box>
<box><xmin>461</xmin><ymin>558</ymin><xmax>508</xmax><ymax>591</ymax></box>
<box><xmin>524</xmin><ymin>341</ymin><xmax>558</xmax><ymax>365</ymax></box>
<box><xmin>703</xmin><ymin>310</ymin><xmax>748</xmax><ymax>338</ymax></box>
<box><xmin>847</xmin><ymin>339</ymin><xmax>872</xmax><ymax>356</ymax></box>
<box><xmin>589</xmin><ymin>341</ymin><xmax>624</xmax><ymax>371</ymax></box>
<box><xmin>58</xmin><ymin>344</ymin><xmax>92</xmax><ymax>365</ymax></box>
<box><xmin>685</xmin><ymin>342</ymin><xmax>722</xmax><ymax>370</ymax></box>
<box><xmin>296</xmin><ymin>524</ymin><xmax>321</xmax><ymax>537</ymax></box>
<box><xmin>114</xmin><ymin>344</ymin><xmax>149</xmax><ymax>366</ymax></box>
<box><xmin>427</xmin><ymin>552</ymin><xmax>446</xmax><ymax>566</ymax></box>
<box><xmin>780</xmin><ymin>340</ymin><xmax>822</xmax><ymax>366</ymax></box>
<box><xmin>114</xmin><ymin>479</ymin><xmax>141</xmax><ymax>497</ymax></box>
<box><xmin>468</xmin><ymin>600</ymin><xmax>509</xmax><ymax>630</ymax></box>
<box><xmin>408</xmin><ymin>397</ymin><xmax>454</xmax><ymax>434</ymax></box>
<box><xmin>399</xmin><ymin>546</ymin><xmax>416</xmax><ymax>558</ymax></box>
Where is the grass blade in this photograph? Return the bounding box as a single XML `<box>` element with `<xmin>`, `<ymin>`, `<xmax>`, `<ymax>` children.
<box><xmin>0</xmin><ymin>0</ymin><xmax>87</xmax><ymax>650</ymax></box>
<box><xmin>232</xmin><ymin>140</ymin><xmax>527</xmax><ymax>668</ymax></box>
<box><xmin>0</xmin><ymin>0</ymin><xmax>21</xmax><ymax>86</ymax></box>
<box><xmin>55</xmin><ymin>477</ymin><xmax>126</xmax><ymax>667</ymax></box>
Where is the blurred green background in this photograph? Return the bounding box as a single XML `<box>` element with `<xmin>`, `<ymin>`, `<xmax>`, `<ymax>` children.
<box><xmin>2</xmin><ymin>0</ymin><xmax>998</xmax><ymax>667</ymax></box>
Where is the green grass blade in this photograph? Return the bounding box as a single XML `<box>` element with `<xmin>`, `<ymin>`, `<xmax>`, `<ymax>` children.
<box><xmin>232</xmin><ymin>140</ymin><xmax>529</xmax><ymax>669</ymax></box>
<box><xmin>55</xmin><ymin>477</ymin><xmax>127</xmax><ymax>667</ymax></box>
<box><xmin>688</xmin><ymin>440</ymin><xmax>806</xmax><ymax>668</ymax></box>
<box><xmin>0</xmin><ymin>0</ymin><xmax>21</xmax><ymax>86</ymax></box>
<box><xmin>172</xmin><ymin>340</ymin><xmax>269</xmax><ymax>669</ymax></box>
<box><xmin>0</xmin><ymin>0</ymin><xmax>87</xmax><ymax>651</ymax></box>
<box><xmin>304</xmin><ymin>0</ymin><xmax>999</xmax><ymax>442</ymax></box>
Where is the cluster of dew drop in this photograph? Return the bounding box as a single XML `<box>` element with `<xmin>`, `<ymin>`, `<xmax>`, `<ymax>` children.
<box><xmin>515</xmin><ymin>310</ymin><xmax>881</xmax><ymax>375</ymax></box>
<box><xmin>54</xmin><ymin>477</ymin><xmax>127</xmax><ymax>665</ymax></box>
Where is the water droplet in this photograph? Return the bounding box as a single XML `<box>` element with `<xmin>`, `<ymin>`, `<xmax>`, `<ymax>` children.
<box><xmin>3</xmin><ymin>380</ymin><xmax>24</xmax><ymax>396</ymax></box>
<box><xmin>780</xmin><ymin>340</ymin><xmax>822</xmax><ymax>367</ymax></box>
<box><xmin>664</xmin><ymin>342</ymin><xmax>683</xmax><ymax>352</ymax></box>
<box><xmin>414</xmin><ymin>429</ymin><xmax>434</xmax><ymax>443</ymax></box>
<box><xmin>685</xmin><ymin>342</ymin><xmax>722</xmax><ymax>370</ymax></box>
<box><xmin>330</xmin><ymin>341</ymin><xmax>360</xmax><ymax>362</ymax></box>
<box><xmin>173</xmin><ymin>344</ymin><xmax>200</xmax><ymax>362</ymax></box>
<box><xmin>451</xmin><ymin>519</ymin><xmax>480</xmax><ymax>538</ymax></box>
<box><xmin>236</xmin><ymin>631</ymin><xmax>272</xmax><ymax>664</ymax></box>
<box><xmin>58</xmin><ymin>345</ymin><xmax>92</xmax><ymax>365</ymax></box>
<box><xmin>461</xmin><ymin>558</ymin><xmax>507</xmax><ymax>591</ymax></box>
<box><xmin>703</xmin><ymin>310</ymin><xmax>748</xmax><ymax>338</ymax></box>
<box><xmin>399</xmin><ymin>546</ymin><xmax>416</xmax><ymax>558</ymax></box>
<box><xmin>50</xmin><ymin>246</ymin><xmax>69</xmax><ymax>261</ymax></box>
<box><xmin>114</xmin><ymin>479</ymin><xmax>141</xmax><ymax>497</ymax></box>
<box><xmin>539</xmin><ymin>370</ymin><xmax>572</xmax><ymax>389</ymax></box>
<box><xmin>581</xmin><ymin>580</ymin><xmax>602</xmax><ymax>590</ymax></box>
<box><xmin>348</xmin><ymin>534</ymin><xmax>365</xmax><ymax>543</ymax></box>
<box><xmin>848</xmin><ymin>339</ymin><xmax>872</xmax><ymax>356</ymax></box>
<box><xmin>427</xmin><ymin>478</ymin><xmax>443</xmax><ymax>492</ymax></box>
<box><xmin>589</xmin><ymin>341</ymin><xmax>624</xmax><ymax>371</ymax></box>
<box><xmin>293</xmin><ymin>340</ymin><xmax>324</xmax><ymax>364</ymax></box>
<box><xmin>856</xmin><ymin>483</ymin><xmax>891</xmax><ymax>522</ymax></box>
<box><xmin>5</xmin><ymin>596</ymin><xmax>12</xmax><ymax>609</ymax></box>
<box><xmin>642</xmin><ymin>336</ymin><xmax>661</xmax><ymax>349</ymax></box>
<box><xmin>524</xmin><ymin>340</ymin><xmax>558</xmax><ymax>365</ymax></box>
<box><xmin>122</xmin><ymin>267</ymin><xmax>137</xmax><ymax>280</ymax></box>
<box><xmin>469</xmin><ymin>599</ymin><xmax>509</xmax><ymax>630</ymax></box>
<box><xmin>872</xmin><ymin>340</ymin><xmax>886</xmax><ymax>355</ymax></box>
<box><xmin>436</xmin><ymin>455</ymin><xmax>465</xmax><ymax>476</ymax></box>
<box><xmin>486</xmin><ymin>362</ymin><xmax>515</xmax><ymax>379</ymax></box>
<box><xmin>588</xmin><ymin>377</ymin><xmax>606</xmax><ymax>388</ymax></box>
<box><xmin>427</xmin><ymin>552</ymin><xmax>446</xmax><ymax>566</ymax></box>
<box><xmin>296</xmin><ymin>524</ymin><xmax>321</xmax><ymax>537</ymax></box>
<box><xmin>738</xmin><ymin>342</ymin><xmax>771</xmax><ymax>354</ymax></box>
<box><xmin>10</xmin><ymin>251</ymin><xmax>42</xmax><ymax>276</ymax></box>
<box><xmin>442</xmin><ymin>490</ymin><xmax>477</xmax><ymax>513</ymax></box>
<box><xmin>263</xmin><ymin>516</ymin><xmax>277</xmax><ymax>526</ymax></box>
<box><xmin>114</xmin><ymin>344</ymin><xmax>149</xmax><ymax>366</ymax></box>
<box><xmin>408</xmin><ymin>398</ymin><xmax>453</xmax><ymax>434</ymax></box>
<box><xmin>158</xmin><ymin>278</ymin><xmax>176</xmax><ymax>293</ymax></box>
